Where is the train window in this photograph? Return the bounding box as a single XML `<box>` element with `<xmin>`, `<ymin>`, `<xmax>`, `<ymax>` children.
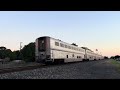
<box><xmin>68</xmin><ymin>46</ymin><xmax>71</xmax><ymax>49</ymax></box>
<box><xmin>73</xmin><ymin>47</ymin><xmax>74</xmax><ymax>50</ymax></box>
<box><xmin>65</xmin><ymin>45</ymin><xmax>67</xmax><ymax>48</ymax></box>
<box><xmin>71</xmin><ymin>47</ymin><xmax>73</xmax><ymax>49</ymax></box>
<box><xmin>68</xmin><ymin>46</ymin><xmax>70</xmax><ymax>49</ymax></box>
<box><xmin>60</xmin><ymin>43</ymin><xmax>62</xmax><ymax>47</ymax></box>
<box><xmin>73</xmin><ymin>47</ymin><xmax>75</xmax><ymax>50</ymax></box>
<box><xmin>66</xmin><ymin>55</ymin><xmax>68</xmax><ymax>58</ymax></box>
<box><xmin>75</xmin><ymin>48</ymin><xmax>77</xmax><ymax>51</ymax></box>
<box><xmin>71</xmin><ymin>47</ymin><xmax>74</xmax><ymax>50</ymax></box>
<box><xmin>72</xmin><ymin>54</ymin><xmax>74</xmax><ymax>57</ymax></box>
<box><xmin>42</xmin><ymin>40</ymin><xmax>44</xmax><ymax>43</ymax></box>
<box><xmin>81</xmin><ymin>49</ymin><xmax>83</xmax><ymax>52</ymax></box>
<box><xmin>55</xmin><ymin>42</ymin><xmax>59</xmax><ymax>46</ymax></box>
<box><xmin>75</xmin><ymin>48</ymin><xmax>76</xmax><ymax>50</ymax></box>
<box><xmin>60</xmin><ymin>43</ymin><xmax>64</xmax><ymax>47</ymax></box>
<box><xmin>38</xmin><ymin>39</ymin><xmax>45</xmax><ymax>51</ymax></box>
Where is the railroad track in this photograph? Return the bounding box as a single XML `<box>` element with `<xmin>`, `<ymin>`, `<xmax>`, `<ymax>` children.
<box><xmin>0</xmin><ymin>62</ymin><xmax>74</xmax><ymax>74</ymax></box>
<box><xmin>0</xmin><ymin>64</ymin><xmax>46</xmax><ymax>74</ymax></box>
<box><xmin>0</xmin><ymin>59</ymin><xmax>106</xmax><ymax>74</ymax></box>
<box><xmin>0</xmin><ymin>63</ymin><xmax>68</xmax><ymax>74</ymax></box>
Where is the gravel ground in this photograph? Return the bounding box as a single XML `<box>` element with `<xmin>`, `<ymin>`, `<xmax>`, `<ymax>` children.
<box><xmin>0</xmin><ymin>62</ymin><xmax>40</xmax><ymax>69</ymax></box>
<box><xmin>0</xmin><ymin>59</ymin><xmax>120</xmax><ymax>79</ymax></box>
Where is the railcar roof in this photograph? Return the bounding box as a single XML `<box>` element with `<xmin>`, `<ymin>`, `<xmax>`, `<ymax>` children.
<box><xmin>36</xmin><ymin>36</ymin><xmax>102</xmax><ymax>56</ymax></box>
<box><xmin>37</xmin><ymin>36</ymin><xmax>84</xmax><ymax>49</ymax></box>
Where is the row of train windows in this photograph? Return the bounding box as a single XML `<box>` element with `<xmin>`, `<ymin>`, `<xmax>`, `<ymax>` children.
<box><xmin>87</xmin><ymin>51</ymin><xmax>93</xmax><ymax>53</ymax></box>
<box><xmin>86</xmin><ymin>50</ymin><xmax>94</xmax><ymax>54</ymax></box>
<box><xmin>55</xmin><ymin>42</ymin><xmax>84</xmax><ymax>52</ymax></box>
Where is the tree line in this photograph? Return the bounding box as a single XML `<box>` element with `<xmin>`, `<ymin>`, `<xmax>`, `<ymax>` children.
<box><xmin>0</xmin><ymin>42</ymin><xmax>35</xmax><ymax>62</ymax></box>
<box><xmin>110</xmin><ymin>55</ymin><xmax>120</xmax><ymax>59</ymax></box>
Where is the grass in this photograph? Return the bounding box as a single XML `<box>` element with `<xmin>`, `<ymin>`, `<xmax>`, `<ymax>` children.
<box><xmin>110</xmin><ymin>59</ymin><xmax>120</xmax><ymax>72</ymax></box>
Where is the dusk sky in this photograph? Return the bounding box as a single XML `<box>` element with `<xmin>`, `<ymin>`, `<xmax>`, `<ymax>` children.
<box><xmin>0</xmin><ymin>11</ymin><xmax>120</xmax><ymax>57</ymax></box>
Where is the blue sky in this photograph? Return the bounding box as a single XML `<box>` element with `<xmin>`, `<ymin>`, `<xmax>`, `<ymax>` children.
<box><xmin>0</xmin><ymin>11</ymin><xmax>120</xmax><ymax>57</ymax></box>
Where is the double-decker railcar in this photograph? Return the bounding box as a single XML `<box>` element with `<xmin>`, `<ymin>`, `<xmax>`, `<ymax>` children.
<box><xmin>35</xmin><ymin>36</ymin><xmax>86</xmax><ymax>63</ymax></box>
<box><xmin>81</xmin><ymin>47</ymin><xmax>96</xmax><ymax>61</ymax></box>
<box><xmin>35</xmin><ymin>36</ymin><xmax>103</xmax><ymax>64</ymax></box>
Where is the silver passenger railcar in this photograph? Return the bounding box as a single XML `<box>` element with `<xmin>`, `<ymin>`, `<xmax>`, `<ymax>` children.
<box><xmin>35</xmin><ymin>36</ymin><xmax>103</xmax><ymax>64</ymax></box>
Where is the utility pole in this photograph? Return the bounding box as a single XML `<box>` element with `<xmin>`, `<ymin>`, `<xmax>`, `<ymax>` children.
<box><xmin>20</xmin><ymin>42</ymin><xmax>22</xmax><ymax>51</ymax></box>
<box><xmin>20</xmin><ymin>42</ymin><xmax>22</xmax><ymax>60</ymax></box>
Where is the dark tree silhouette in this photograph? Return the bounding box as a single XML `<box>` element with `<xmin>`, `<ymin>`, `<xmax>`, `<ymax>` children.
<box><xmin>11</xmin><ymin>50</ymin><xmax>20</xmax><ymax>60</ymax></box>
<box><xmin>0</xmin><ymin>44</ymin><xmax>35</xmax><ymax>62</ymax></box>
<box><xmin>0</xmin><ymin>47</ymin><xmax>12</xmax><ymax>59</ymax></box>
<box><xmin>21</xmin><ymin>42</ymin><xmax>35</xmax><ymax>62</ymax></box>
<box><xmin>104</xmin><ymin>56</ymin><xmax>108</xmax><ymax>59</ymax></box>
<box><xmin>114</xmin><ymin>55</ymin><xmax>120</xmax><ymax>59</ymax></box>
<box><xmin>110</xmin><ymin>55</ymin><xmax>120</xmax><ymax>60</ymax></box>
<box><xmin>110</xmin><ymin>56</ymin><xmax>115</xmax><ymax>59</ymax></box>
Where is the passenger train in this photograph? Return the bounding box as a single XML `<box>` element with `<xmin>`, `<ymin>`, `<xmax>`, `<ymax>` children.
<box><xmin>35</xmin><ymin>36</ymin><xmax>104</xmax><ymax>64</ymax></box>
